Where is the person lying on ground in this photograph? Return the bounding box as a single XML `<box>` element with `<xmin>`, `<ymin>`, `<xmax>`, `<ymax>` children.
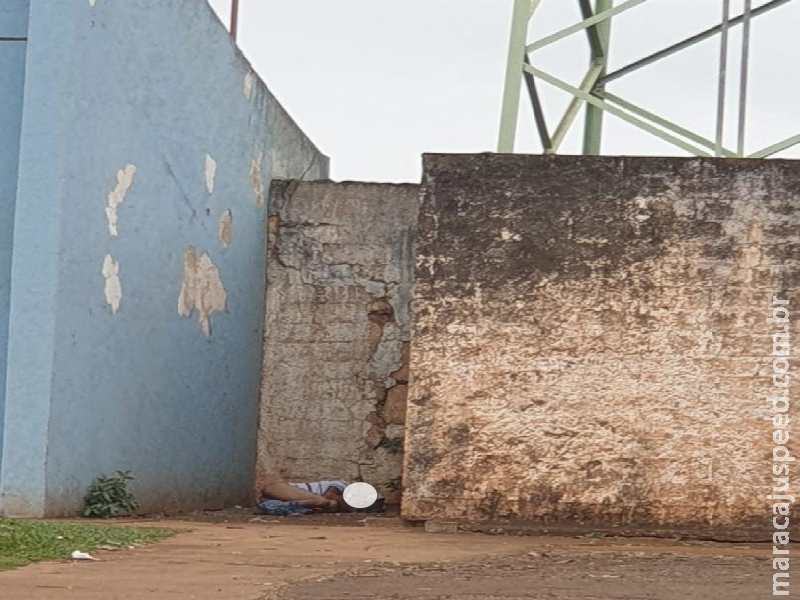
<box><xmin>260</xmin><ymin>476</ymin><xmax>354</xmax><ymax>512</ymax></box>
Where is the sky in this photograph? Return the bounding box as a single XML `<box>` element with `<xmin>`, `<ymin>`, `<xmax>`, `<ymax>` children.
<box><xmin>207</xmin><ymin>0</ymin><xmax>800</xmax><ymax>183</ymax></box>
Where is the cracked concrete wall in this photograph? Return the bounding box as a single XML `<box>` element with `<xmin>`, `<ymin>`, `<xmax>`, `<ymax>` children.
<box><xmin>0</xmin><ymin>0</ymin><xmax>328</xmax><ymax>517</ymax></box>
<box><xmin>259</xmin><ymin>180</ymin><xmax>419</xmax><ymax>501</ymax></box>
<box><xmin>403</xmin><ymin>154</ymin><xmax>799</xmax><ymax>532</ymax></box>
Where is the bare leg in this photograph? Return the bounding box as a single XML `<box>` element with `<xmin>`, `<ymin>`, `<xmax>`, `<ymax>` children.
<box><xmin>261</xmin><ymin>481</ymin><xmax>335</xmax><ymax>510</ymax></box>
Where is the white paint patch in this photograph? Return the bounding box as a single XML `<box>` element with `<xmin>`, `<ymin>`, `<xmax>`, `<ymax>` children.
<box><xmin>177</xmin><ymin>247</ymin><xmax>227</xmax><ymax>337</ymax></box>
<box><xmin>105</xmin><ymin>164</ymin><xmax>137</xmax><ymax>237</ymax></box>
<box><xmin>499</xmin><ymin>228</ymin><xmax>522</xmax><ymax>242</ymax></box>
<box><xmin>89</xmin><ymin>0</ymin><xmax>97</xmax><ymax>6</ymax></box>
<box><xmin>243</xmin><ymin>72</ymin><xmax>255</xmax><ymax>100</ymax></box>
<box><xmin>218</xmin><ymin>209</ymin><xmax>233</xmax><ymax>247</ymax></box>
<box><xmin>205</xmin><ymin>154</ymin><xmax>217</xmax><ymax>193</ymax></box>
<box><xmin>102</xmin><ymin>254</ymin><xmax>122</xmax><ymax>314</ymax></box>
<box><xmin>250</xmin><ymin>151</ymin><xmax>265</xmax><ymax>206</ymax></box>
<box><xmin>343</xmin><ymin>483</ymin><xmax>378</xmax><ymax>509</ymax></box>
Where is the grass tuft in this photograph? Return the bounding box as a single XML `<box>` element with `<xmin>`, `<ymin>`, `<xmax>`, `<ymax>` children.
<box><xmin>0</xmin><ymin>518</ymin><xmax>176</xmax><ymax>571</ymax></box>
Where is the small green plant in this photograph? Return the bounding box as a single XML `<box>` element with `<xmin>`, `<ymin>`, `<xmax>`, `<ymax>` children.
<box><xmin>385</xmin><ymin>477</ymin><xmax>402</xmax><ymax>493</ymax></box>
<box><xmin>377</xmin><ymin>436</ymin><xmax>404</xmax><ymax>454</ymax></box>
<box><xmin>83</xmin><ymin>471</ymin><xmax>138</xmax><ymax>518</ymax></box>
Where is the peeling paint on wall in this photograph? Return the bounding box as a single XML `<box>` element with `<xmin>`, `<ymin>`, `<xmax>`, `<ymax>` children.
<box><xmin>250</xmin><ymin>152</ymin><xmax>264</xmax><ymax>206</ymax></box>
<box><xmin>243</xmin><ymin>72</ymin><xmax>254</xmax><ymax>100</ymax></box>
<box><xmin>105</xmin><ymin>164</ymin><xmax>136</xmax><ymax>237</ymax></box>
<box><xmin>0</xmin><ymin>0</ymin><xmax>332</xmax><ymax>520</ymax></box>
<box><xmin>101</xmin><ymin>254</ymin><xmax>122</xmax><ymax>314</ymax></box>
<box><xmin>204</xmin><ymin>154</ymin><xmax>217</xmax><ymax>194</ymax></box>
<box><xmin>177</xmin><ymin>246</ymin><xmax>227</xmax><ymax>337</ymax></box>
<box><xmin>218</xmin><ymin>209</ymin><xmax>232</xmax><ymax>247</ymax></box>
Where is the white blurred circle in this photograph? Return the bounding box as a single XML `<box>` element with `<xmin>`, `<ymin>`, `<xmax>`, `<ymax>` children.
<box><xmin>343</xmin><ymin>482</ymin><xmax>378</xmax><ymax>509</ymax></box>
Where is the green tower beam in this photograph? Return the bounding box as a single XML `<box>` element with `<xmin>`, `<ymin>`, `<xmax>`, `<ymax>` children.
<box><xmin>498</xmin><ymin>0</ymin><xmax>800</xmax><ymax>158</ymax></box>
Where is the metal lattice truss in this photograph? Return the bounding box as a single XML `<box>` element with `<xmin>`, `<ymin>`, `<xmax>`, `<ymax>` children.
<box><xmin>498</xmin><ymin>0</ymin><xmax>800</xmax><ymax>158</ymax></box>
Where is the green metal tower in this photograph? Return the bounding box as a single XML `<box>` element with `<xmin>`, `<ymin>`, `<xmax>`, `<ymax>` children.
<box><xmin>498</xmin><ymin>0</ymin><xmax>800</xmax><ymax>158</ymax></box>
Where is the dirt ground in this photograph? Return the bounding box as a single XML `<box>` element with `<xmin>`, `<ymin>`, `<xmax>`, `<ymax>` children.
<box><xmin>0</xmin><ymin>516</ymin><xmax>773</xmax><ymax>600</ymax></box>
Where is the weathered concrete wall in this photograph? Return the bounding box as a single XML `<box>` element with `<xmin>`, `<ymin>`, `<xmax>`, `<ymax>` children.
<box><xmin>403</xmin><ymin>154</ymin><xmax>799</xmax><ymax>530</ymax></box>
<box><xmin>0</xmin><ymin>0</ymin><xmax>327</xmax><ymax>517</ymax></box>
<box><xmin>259</xmin><ymin>181</ymin><xmax>419</xmax><ymax>501</ymax></box>
<box><xmin>0</xmin><ymin>0</ymin><xmax>28</xmax><ymax>477</ymax></box>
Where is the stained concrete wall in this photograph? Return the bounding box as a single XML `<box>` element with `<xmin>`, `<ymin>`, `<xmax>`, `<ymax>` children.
<box><xmin>0</xmin><ymin>0</ymin><xmax>28</xmax><ymax>475</ymax></box>
<box><xmin>0</xmin><ymin>0</ymin><xmax>327</xmax><ymax>517</ymax></box>
<box><xmin>259</xmin><ymin>181</ymin><xmax>419</xmax><ymax>501</ymax></box>
<box><xmin>403</xmin><ymin>154</ymin><xmax>799</xmax><ymax>531</ymax></box>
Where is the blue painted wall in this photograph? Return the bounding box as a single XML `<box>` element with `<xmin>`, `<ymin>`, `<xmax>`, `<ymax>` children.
<box><xmin>0</xmin><ymin>0</ymin><xmax>327</xmax><ymax>516</ymax></box>
<box><xmin>0</xmin><ymin>0</ymin><xmax>28</xmax><ymax>476</ymax></box>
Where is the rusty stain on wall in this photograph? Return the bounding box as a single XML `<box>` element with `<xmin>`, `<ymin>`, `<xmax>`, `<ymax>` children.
<box><xmin>204</xmin><ymin>154</ymin><xmax>217</xmax><ymax>194</ymax></box>
<box><xmin>177</xmin><ymin>246</ymin><xmax>227</xmax><ymax>337</ymax></box>
<box><xmin>105</xmin><ymin>164</ymin><xmax>136</xmax><ymax>237</ymax></box>
<box><xmin>101</xmin><ymin>254</ymin><xmax>122</xmax><ymax>314</ymax></box>
<box><xmin>218</xmin><ymin>209</ymin><xmax>233</xmax><ymax>247</ymax></box>
<box><xmin>402</xmin><ymin>154</ymin><xmax>799</xmax><ymax>532</ymax></box>
<box><xmin>258</xmin><ymin>180</ymin><xmax>419</xmax><ymax>501</ymax></box>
